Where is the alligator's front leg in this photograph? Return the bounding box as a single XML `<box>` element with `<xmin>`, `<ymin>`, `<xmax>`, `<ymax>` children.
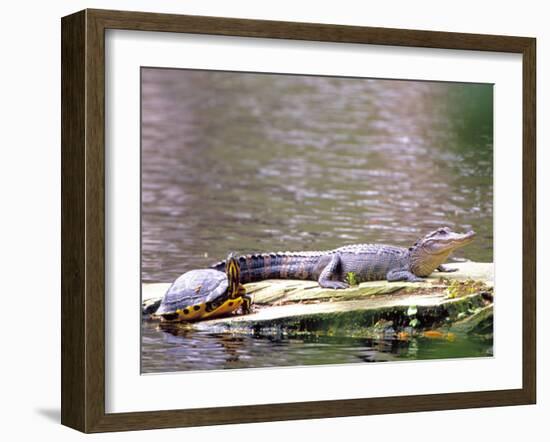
<box><xmin>436</xmin><ymin>264</ymin><xmax>459</xmax><ymax>273</ymax></box>
<box><xmin>386</xmin><ymin>269</ymin><xmax>425</xmax><ymax>283</ymax></box>
<box><xmin>318</xmin><ymin>253</ymin><xmax>350</xmax><ymax>289</ymax></box>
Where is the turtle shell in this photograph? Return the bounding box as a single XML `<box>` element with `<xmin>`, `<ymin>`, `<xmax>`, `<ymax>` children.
<box><xmin>155</xmin><ymin>269</ymin><xmax>228</xmax><ymax>316</ymax></box>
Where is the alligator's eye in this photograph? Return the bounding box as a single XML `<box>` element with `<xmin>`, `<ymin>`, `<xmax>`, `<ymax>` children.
<box><xmin>438</xmin><ymin>228</ymin><xmax>446</xmax><ymax>234</ymax></box>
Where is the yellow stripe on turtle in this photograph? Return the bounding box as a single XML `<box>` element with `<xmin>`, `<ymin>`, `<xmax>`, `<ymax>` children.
<box><xmin>202</xmin><ymin>297</ymin><xmax>244</xmax><ymax>320</ymax></box>
<box><xmin>175</xmin><ymin>303</ymin><xmax>206</xmax><ymax>321</ymax></box>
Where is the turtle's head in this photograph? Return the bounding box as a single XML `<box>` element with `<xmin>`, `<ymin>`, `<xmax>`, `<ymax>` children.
<box><xmin>225</xmin><ymin>252</ymin><xmax>241</xmax><ymax>296</ymax></box>
<box><xmin>409</xmin><ymin>227</ymin><xmax>476</xmax><ymax>276</ymax></box>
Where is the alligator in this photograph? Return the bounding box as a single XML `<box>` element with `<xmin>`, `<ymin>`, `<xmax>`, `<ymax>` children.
<box><xmin>212</xmin><ymin>227</ymin><xmax>475</xmax><ymax>289</ymax></box>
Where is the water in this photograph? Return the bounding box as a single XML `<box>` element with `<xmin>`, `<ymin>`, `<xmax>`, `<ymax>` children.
<box><xmin>141</xmin><ymin>322</ymin><xmax>492</xmax><ymax>373</ymax></box>
<box><xmin>141</xmin><ymin>68</ymin><xmax>493</xmax><ymax>372</ymax></box>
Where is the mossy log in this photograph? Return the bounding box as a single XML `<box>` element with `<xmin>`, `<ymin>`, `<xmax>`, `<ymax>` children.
<box><xmin>143</xmin><ymin>262</ymin><xmax>493</xmax><ymax>338</ymax></box>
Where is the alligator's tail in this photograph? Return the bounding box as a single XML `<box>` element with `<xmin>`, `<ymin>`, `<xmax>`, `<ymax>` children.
<box><xmin>211</xmin><ymin>252</ymin><xmax>323</xmax><ymax>283</ymax></box>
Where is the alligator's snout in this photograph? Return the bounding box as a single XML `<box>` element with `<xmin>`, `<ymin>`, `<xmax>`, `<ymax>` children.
<box><xmin>460</xmin><ymin>230</ymin><xmax>476</xmax><ymax>243</ymax></box>
<box><xmin>444</xmin><ymin>229</ymin><xmax>476</xmax><ymax>248</ymax></box>
<box><xmin>416</xmin><ymin>227</ymin><xmax>476</xmax><ymax>256</ymax></box>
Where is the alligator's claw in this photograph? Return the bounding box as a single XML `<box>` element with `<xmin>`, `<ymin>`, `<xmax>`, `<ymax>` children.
<box><xmin>320</xmin><ymin>280</ymin><xmax>350</xmax><ymax>290</ymax></box>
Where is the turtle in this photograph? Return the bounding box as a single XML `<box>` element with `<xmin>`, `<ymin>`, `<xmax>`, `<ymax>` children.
<box><xmin>154</xmin><ymin>253</ymin><xmax>252</xmax><ymax>322</ymax></box>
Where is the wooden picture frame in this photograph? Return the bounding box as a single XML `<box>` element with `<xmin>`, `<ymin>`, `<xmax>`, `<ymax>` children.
<box><xmin>61</xmin><ymin>8</ymin><xmax>536</xmax><ymax>433</ymax></box>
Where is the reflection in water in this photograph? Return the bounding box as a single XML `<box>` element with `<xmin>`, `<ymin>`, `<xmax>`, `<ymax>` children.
<box><xmin>140</xmin><ymin>69</ymin><xmax>493</xmax><ymax>372</ymax></box>
<box><xmin>141</xmin><ymin>321</ymin><xmax>492</xmax><ymax>373</ymax></box>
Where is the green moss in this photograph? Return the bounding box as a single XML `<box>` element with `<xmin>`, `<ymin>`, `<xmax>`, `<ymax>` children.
<box><xmin>445</xmin><ymin>278</ymin><xmax>491</xmax><ymax>299</ymax></box>
<box><xmin>346</xmin><ymin>272</ymin><xmax>359</xmax><ymax>286</ymax></box>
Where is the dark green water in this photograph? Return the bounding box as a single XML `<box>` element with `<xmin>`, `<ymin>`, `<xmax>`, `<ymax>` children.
<box><xmin>140</xmin><ymin>69</ymin><xmax>493</xmax><ymax>373</ymax></box>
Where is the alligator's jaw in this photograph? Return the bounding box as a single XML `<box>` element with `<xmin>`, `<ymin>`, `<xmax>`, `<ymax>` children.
<box><xmin>410</xmin><ymin>229</ymin><xmax>476</xmax><ymax>277</ymax></box>
<box><xmin>435</xmin><ymin>230</ymin><xmax>476</xmax><ymax>253</ymax></box>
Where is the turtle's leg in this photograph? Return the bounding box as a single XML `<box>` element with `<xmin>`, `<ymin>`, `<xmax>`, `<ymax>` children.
<box><xmin>237</xmin><ymin>285</ymin><xmax>253</xmax><ymax>314</ymax></box>
<box><xmin>318</xmin><ymin>253</ymin><xmax>349</xmax><ymax>289</ymax></box>
<box><xmin>241</xmin><ymin>295</ymin><xmax>253</xmax><ymax>314</ymax></box>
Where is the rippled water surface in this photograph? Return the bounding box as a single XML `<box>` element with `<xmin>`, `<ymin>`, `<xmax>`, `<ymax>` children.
<box><xmin>141</xmin><ymin>68</ymin><xmax>493</xmax><ymax>372</ymax></box>
<box><xmin>142</xmin><ymin>69</ymin><xmax>492</xmax><ymax>282</ymax></box>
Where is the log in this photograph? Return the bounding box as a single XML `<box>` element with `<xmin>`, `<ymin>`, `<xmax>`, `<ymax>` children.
<box><xmin>143</xmin><ymin>262</ymin><xmax>493</xmax><ymax>338</ymax></box>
